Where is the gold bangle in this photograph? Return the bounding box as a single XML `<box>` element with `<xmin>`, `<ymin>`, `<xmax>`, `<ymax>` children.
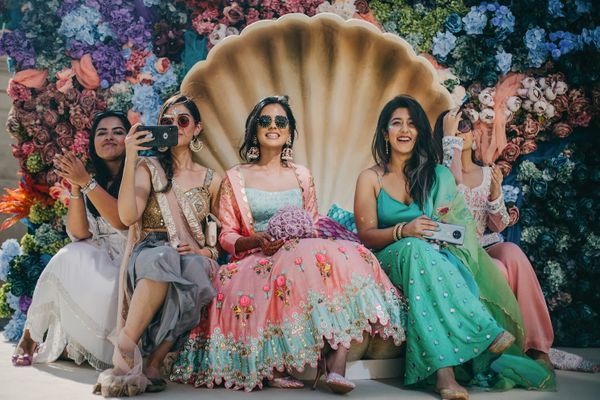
<box><xmin>398</xmin><ymin>222</ymin><xmax>406</xmax><ymax>239</ymax></box>
<box><xmin>392</xmin><ymin>223</ymin><xmax>400</xmax><ymax>241</ymax></box>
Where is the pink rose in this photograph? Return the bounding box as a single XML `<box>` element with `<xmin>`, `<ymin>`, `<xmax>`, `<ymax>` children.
<box><xmin>239</xmin><ymin>295</ymin><xmax>251</xmax><ymax>307</ymax></box>
<box><xmin>154</xmin><ymin>57</ymin><xmax>170</xmax><ymax>74</ymax></box>
<box><xmin>355</xmin><ymin>0</ymin><xmax>370</xmax><ymax>14</ymax></box>
<box><xmin>246</xmin><ymin>8</ymin><xmax>260</xmax><ymax>25</ymax></box>
<box><xmin>69</xmin><ymin>105</ymin><xmax>91</xmax><ymax>130</ymax></box>
<box><xmin>227</xmin><ymin>263</ymin><xmax>237</xmax><ymax>270</ymax></box>
<box><xmin>552</xmin><ymin>122</ymin><xmax>573</xmax><ymax>139</ymax></box>
<box><xmin>19</xmin><ymin>111</ymin><xmax>38</xmax><ymax>128</ymax></box>
<box><xmin>79</xmin><ymin>89</ymin><xmax>97</xmax><ymax>112</ymax></box>
<box><xmin>568</xmin><ymin>111</ymin><xmax>591</xmax><ymax>128</ymax></box>
<box><xmin>507</xmin><ymin>205</ymin><xmax>520</xmax><ymax>227</ymax></box>
<box><xmin>496</xmin><ymin>160</ymin><xmax>512</xmax><ymax>177</ymax></box>
<box><xmin>275</xmin><ymin>275</ymin><xmax>286</xmax><ymax>287</ymax></box>
<box><xmin>217</xmin><ymin>293</ymin><xmax>224</xmax><ymax>301</ymax></box>
<box><xmin>294</xmin><ymin>257</ymin><xmax>303</xmax><ymax>265</ymax></box>
<box><xmin>337</xmin><ymin>247</ymin><xmax>346</xmax><ymax>253</ymax></box>
<box><xmin>43</xmin><ymin>110</ymin><xmax>60</xmax><ymax>128</ymax></box>
<box><xmin>42</xmin><ymin>143</ymin><xmax>59</xmax><ymax>165</ymax></box>
<box><xmin>315</xmin><ymin>253</ymin><xmax>326</xmax><ymax>263</ymax></box>
<box><xmin>21</xmin><ymin>142</ymin><xmax>35</xmax><ymax>156</ymax></box>
<box><xmin>55</xmin><ymin>122</ymin><xmax>72</xmax><ymax>138</ymax></box>
<box><xmin>259</xmin><ymin>259</ymin><xmax>269</xmax><ymax>266</ymax></box>
<box><xmin>224</xmin><ymin>2</ymin><xmax>245</xmax><ymax>24</ymax></box>
<box><xmin>7</xmin><ymin>80</ymin><xmax>32</xmax><ymax>101</ymax></box>
<box><xmin>262</xmin><ymin>284</ymin><xmax>270</xmax><ymax>292</ymax></box>
<box><xmin>56</xmin><ymin>76</ymin><xmax>74</xmax><ymax>93</ymax></box>
<box><xmin>500</xmin><ymin>143</ymin><xmax>521</xmax><ymax>163</ymax></box>
<box><xmin>11</xmin><ymin>144</ymin><xmax>24</xmax><ymax>159</ymax></box>
<box><xmin>32</xmin><ymin>127</ymin><xmax>52</xmax><ymax>146</ymax></box>
<box><xmin>522</xmin><ymin>115</ymin><xmax>540</xmax><ymax>139</ymax></box>
<box><xmin>552</xmin><ymin>95</ymin><xmax>569</xmax><ymax>114</ymax></box>
<box><xmin>56</xmin><ymin>135</ymin><xmax>74</xmax><ymax>149</ymax></box>
<box><xmin>357</xmin><ymin>245</ymin><xmax>367</xmax><ymax>255</ymax></box>
<box><xmin>64</xmin><ymin>87</ymin><xmax>80</xmax><ymax>104</ymax></box>
<box><xmin>520</xmin><ymin>140</ymin><xmax>537</xmax><ymax>155</ymax></box>
<box><xmin>45</xmin><ymin>169</ymin><xmax>60</xmax><ymax>186</ymax></box>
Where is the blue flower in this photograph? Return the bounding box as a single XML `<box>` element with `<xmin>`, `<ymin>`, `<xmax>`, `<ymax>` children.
<box><xmin>444</xmin><ymin>13</ymin><xmax>463</xmax><ymax>34</ymax></box>
<box><xmin>575</xmin><ymin>0</ymin><xmax>592</xmax><ymax>14</ymax></box>
<box><xmin>581</xmin><ymin>26</ymin><xmax>600</xmax><ymax>48</ymax></box>
<box><xmin>495</xmin><ymin>50</ymin><xmax>512</xmax><ymax>74</ymax></box>
<box><xmin>491</xmin><ymin>6</ymin><xmax>515</xmax><ymax>34</ymax></box>
<box><xmin>143</xmin><ymin>0</ymin><xmax>162</xmax><ymax>6</ymax></box>
<box><xmin>432</xmin><ymin>31</ymin><xmax>457</xmax><ymax>59</ymax></box>
<box><xmin>525</xmin><ymin>28</ymin><xmax>548</xmax><ymax>67</ymax></box>
<box><xmin>58</xmin><ymin>5</ymin><xmax>113</xmax><ymax>46</ymax></box>
<box><xmin>462</xmin><ymin>8</ymin><xmax>488</xmax><ymax>35</ymax></box>
<box><xmin>2</xmin><ymin>310</ymin><xmax>26</xmax><ymax>342</ymax></box>
<box><xmin>132</xmin><ymin>84</ymin><xmax>162</xmax><ymax>125</ymax></box>
<box><xmin>548</xmin><ymin>0</ymin><xmax>565</xmax><ymax>17</ymax></box>
<box><xmin>0</xmin><ymin>239</ymin><xmax>21</xmax><ymax>281</ymax></box>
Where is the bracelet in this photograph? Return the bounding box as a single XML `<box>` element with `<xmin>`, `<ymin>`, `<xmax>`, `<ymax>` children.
<box><xmin>207</xmin><ymin>247</ymin><xmax>219</xmax><ymax>260</ymax></box>
<box><xmin>69</xmin><ymin>193</ymin><xmax>81</xmax><ymax>199</ymax></box>
<box><xmin>80</xmin><ymin>178</ymin><xmax>98</xmax><ymax>195</ymax></box>
<box><xmin>393</xmin><ymin>222</ymin><xmax>406</xmax><ymax>241</ymax></box>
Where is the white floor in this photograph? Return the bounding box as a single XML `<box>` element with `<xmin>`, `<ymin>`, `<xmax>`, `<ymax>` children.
<box><xmin>1</xmin><ymin>339</ymin><xmax>599</xmax><ymax>400</ymax></box>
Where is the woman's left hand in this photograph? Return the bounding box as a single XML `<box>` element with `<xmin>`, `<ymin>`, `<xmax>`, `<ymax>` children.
<box><xmin>489</xmin><ymin>164</ymin><xmax>503</xmax><ymax>201</ymax></box>
<box><xmin>176</xmin><ymin>243</ymin><xmax>213</xmax><ymax>258</ymax></box>
<box><xmin>54</xmin><ymin>151</ymin><xmax>91</xmax><ymax>187</ymax></box>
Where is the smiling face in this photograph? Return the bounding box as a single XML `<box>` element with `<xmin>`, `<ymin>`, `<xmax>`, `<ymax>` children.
<box><xmin>161</xmin><ymin>103</ymin><xmax>202</xmax><ymax>149</ymax></box>
<box><xmin>256</xmin><ymin>103</ymin><xmax>290</xmax><ymax>151</ymax></box>
<box><xmin>93</xmin><ymin>116</ymin><xmax>127</xmax><ymax>161</ymax></box>
<box><xmin>386</xmin><ymin>107</ymin><xmax>418</xmax><ymax>156</ymax></box>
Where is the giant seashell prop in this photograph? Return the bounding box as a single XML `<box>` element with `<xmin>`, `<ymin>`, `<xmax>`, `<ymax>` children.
<box><xmin>183</xmin><ymin>13</ymin><xmax>453</xmax><ymax>210</ymax></box>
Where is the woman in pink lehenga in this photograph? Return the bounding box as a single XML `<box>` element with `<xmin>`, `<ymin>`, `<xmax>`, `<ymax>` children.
<box><xmin>170</xmin><ymin>96</ymin><xmax>406</xmax><ymax>393</ymax></box>
<box><xmin>434</xmin><ymin>109</ymin><xmax>554</xmax><ymax>366</ymax></box>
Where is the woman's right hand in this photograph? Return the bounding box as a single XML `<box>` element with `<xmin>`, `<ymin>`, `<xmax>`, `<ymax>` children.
<box><xmin>253</xmin><ymin>232</ymin><xmax>284</xmax><ymax>256</ymax></box>
<box><xmin>402</xmin><ymin>215</ymin><xmax>439</xmax><ymax>239</ymax></box>
<box><xmin>443</xmin><ymin>108</ymin><xmax>462</xmax><ymax>137</ymax></box>
<box><xmin>124</xmin><ymin>123</ymin><xmax>153</xmax><ymax>162</ymax></box>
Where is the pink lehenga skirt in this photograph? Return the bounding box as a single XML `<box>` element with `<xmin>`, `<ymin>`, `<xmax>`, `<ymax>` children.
<box><xmin>170</xmin><ymin>238</ymin><xmax>406</xmax><ymax>391</ymax></box>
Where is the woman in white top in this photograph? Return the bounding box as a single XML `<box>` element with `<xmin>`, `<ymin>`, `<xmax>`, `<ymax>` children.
<box><xmin>11</xmin><ymin>111</ymin><xmax>129</xmax><ymax>369</ymax></box>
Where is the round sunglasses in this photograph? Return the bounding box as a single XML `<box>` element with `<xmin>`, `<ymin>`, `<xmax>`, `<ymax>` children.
<box><xmin>159</xmin><ymin>114</ymin><xmax>192</xmax><ymax>129</ymax></box>
<box><xmin>257</xmin><ymin>115</ymin><xmax>289</xmax><ymax>129</ymax></box>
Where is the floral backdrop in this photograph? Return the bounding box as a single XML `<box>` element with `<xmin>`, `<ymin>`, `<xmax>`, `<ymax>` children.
<box><xmin>0</xmin><ymin>0</ymin><xmax>599</xmax><ymax>346</ymax></box>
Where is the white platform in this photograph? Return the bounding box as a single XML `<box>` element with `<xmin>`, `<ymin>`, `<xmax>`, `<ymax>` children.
<box><xmin>292</xmin><ymin>357</ymin><xmax>405</xmax><ymax>381</ymax></box>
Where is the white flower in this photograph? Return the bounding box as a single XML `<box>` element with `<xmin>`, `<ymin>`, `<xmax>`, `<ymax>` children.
<box><xmin>544</xmin><ymin>87</ymin><xmax>557</xmax><ymax>101</ymax></box>
<box><xmin>554</xmin><ymin>81</ymin><xmax>568</xmax><ymax>95</ymax></box>
<box><xmin>209</xmin><ymin>23</ymin><xmax>227</xmax><ymax>46</ymax></box>
<box><xmin>544</xmin><ymin>103</ymin><xmax>556</xmax><ymax>118</ymax></box>
<box><xmin>527</xmin><ymin>86</ymin><xmax>543</xmax><ymax>102</ymax></box>
<box><xmin>521</xmin><ymin>77</ymin><xmax>537</xmax><ymax>88</ymax></box>
<box><xmin>480</xmin><ymin>108</ymin><xmax>495</xmax><ymax>124</ymax></box>
<box><xmin>517</xmin><ymin>88</ymin><xmax>529</xmax><ymax>97</ymax></box>
<box><xmin>522</xmin><ymin>99</ymin><xmax>533</xmax><ymax>111</ymax></box>
<box><xmin>538</xmin><ymin>77</ymin><xmax>548</xmax><ymax>89</ymax></box>
<box><xmin>316</xmin><ymin>1</ymin><xmax>357</xmax><ymax>20</ymax></box>
<box><xmin>478</xmin><ymin>88</ymin><xmax>495</xmax><ymax>107</ymax></box>
<box><xmin>506</xmin><ymin>96</ymin><xmax>522</xmax><ymax>112</ymax></box>
<box><xmin>533</xmin><ymin>100</ymin><xmax>547</xmax><ymax>115</ymax></box>
<box><xmin>504</xmin><ymin>108</ymin><xmax>514</xmax><ymax>121</ymax></box>
<box><xmin>463</xmin><ymin>108</ymin><xmax>479</xmax><ymax>123</ymax></box>
<box><xmin>225</xmin><ymin>26</ymin><xmax>240</xmax><ymax>36</ymax></box>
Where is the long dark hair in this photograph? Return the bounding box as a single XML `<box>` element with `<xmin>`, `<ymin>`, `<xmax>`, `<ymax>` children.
<box><xmin>238</xmin><ymin>95</ymin><xmax>297</xmax><ymax>164</ymax></box>
<box><xmin>155</xmin><ymin>93</ymin><xmax>202</xmax><ymax>193</ymax></box>
<box><xmin>433</xmin><ymin>109</ymin><xmax>481</xmax><ymax>166</ymax></box>
<box><xmin>372</xmin><ymin>95</ymin><xmax>437</xmax><ymax>208</ymax></box>
<box><xmin>87</xmin><ymin>111</ymin><xmax>130</xmax><ymax>217</ymax></box>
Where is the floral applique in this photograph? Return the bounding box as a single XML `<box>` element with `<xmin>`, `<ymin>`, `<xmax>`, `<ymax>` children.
<box><xmin>253</xmin><ymin>258</ymin><xmax>273</xmax><ymax>275</ymax></box>
<box><xmin>216</xmin><ymin>292</ymin><xmax>224</xmax><ymax>309</ymax></box>
<box><xmin>282</xmin><ymin>238</ymin><xmax>300</xmax><ymax>251</ymax></box>
<box><xmin>315</xmin><ymin>251</ymin><xmax>332</xmax><ymax>278</ymax></box>
<box><xmin>273</xmin><ymin>274</ymin><xmax>292</xmax><ymax>305</ymax></box>
<box><xmin>294</xmin><ymin>256</ymin><xmax>304</xmax><ymax>272</ymax></box>
<box><xmin>232</xmin><ymin>293</ymin><xmax>255</xmax><ymax>326</ymax></box>
<box><xmin>356</xmin><ymin>244</ymin><xmax>374</xmax><ymax>266</ymax></box>
<box><xmin>262</xmin><ymin>284</ymin><xmax>270</xmax><ymax>299</ymax></box>
<box><xmin>337</xmin><ymin>246</ymin><xmax>349</xmax><ymax>260</ymax></box>
<box><xmin>219</xmin><ymin>262</ymin><xmax>239</xmax><ymax>284</ymax></box>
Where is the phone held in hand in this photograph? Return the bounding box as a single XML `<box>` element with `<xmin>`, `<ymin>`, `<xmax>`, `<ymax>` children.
<box><xmin>427</xmin><ymin>222</ymin><xmax>466</xmax><ymax>246</ymax></box>
<box><xmin>137</xmin><ymin>125</ymin><xmax>178</xmax><ymax>149</ymax></box>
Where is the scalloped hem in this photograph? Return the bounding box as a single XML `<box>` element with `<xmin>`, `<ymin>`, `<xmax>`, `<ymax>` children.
<box><xmin>170</xmin><ymin>275</ymin><xmax>406</xmax><ymax>391</ymax></box>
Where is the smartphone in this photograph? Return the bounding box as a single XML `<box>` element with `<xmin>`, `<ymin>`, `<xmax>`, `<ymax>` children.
<box><xmin>137</xmin><ymin>125</ymin><xmax>178</xmax><ymax>148</ymax></box>
<box><xmin>427</xmin><ymin>222</ymin><xmax>466</xmax><ymax>246</ymax></box>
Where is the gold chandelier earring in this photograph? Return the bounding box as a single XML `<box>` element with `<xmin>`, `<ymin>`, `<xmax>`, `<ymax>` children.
<box><xmin>385</xmin><ymin>137</ymin><xmax>390</xmax><ymax>156</ymax></box>
<box><xmin>190</xmin><ymin>135</ymin><xmax>204</xmax><ymax>152</ymax></box>
<box><xmin>281</xmin><ymin>136</ymin><xmax>293</xmax><ymax>162</ymax></box>
<box><xmin>246</xmin><ymin>136</ymin><xmax>260</xmax><ymax>161</ymax></box>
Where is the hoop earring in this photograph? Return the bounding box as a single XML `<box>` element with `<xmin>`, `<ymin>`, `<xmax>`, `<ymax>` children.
<box><xmin>246</xmin><ymin>136</ymin><xmax>260</xmax><ymax>161</ymax></box>
<box><xmin>281</xmin><ymin>137</ymin><xmax>293</xmax><ymax>162</ymax></box>
<box><xmin>190</xmin><ymin>136</ymin><xmax>204</xmax><ymax>152</ymax></box>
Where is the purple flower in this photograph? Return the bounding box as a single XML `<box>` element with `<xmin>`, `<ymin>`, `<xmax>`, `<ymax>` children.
<box><xmin>91</xmin><ymin>43</ymin><xmax>126</xmax><ymax>86</ymax></box>
<box><xmin>19</xmin><ymin>296</ymin><xmax>32</xmax><ymax>313</ymax></box>
<box><xmin>267</xmin><ymin>207</ymin><xmax>314</xmax><ymax>241</ymax></box>
<box><xmin>0</xmin><ymin>30</ymin><xmax>36</xmax><ymax>70</ymax></box>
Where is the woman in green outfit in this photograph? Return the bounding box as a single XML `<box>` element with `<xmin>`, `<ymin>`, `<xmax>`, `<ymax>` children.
<box><xmin>354</xmin><ymin>96</ymin><xmax>554</xmax><ymax>399</ymax></box>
